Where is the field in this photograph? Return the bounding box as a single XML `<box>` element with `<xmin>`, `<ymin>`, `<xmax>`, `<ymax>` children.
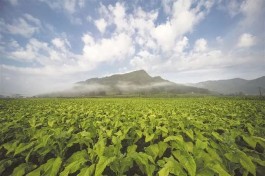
<box><xmin>0</xmin><ymin>97</ymin><xmax>264</xmax><ymax>176</ymax></box>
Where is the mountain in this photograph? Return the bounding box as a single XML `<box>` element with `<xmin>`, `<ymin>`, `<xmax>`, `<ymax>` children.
<box><xmin>43</xmin><ymin>70</ymin><xmax>209</xmax><ymax>97</ymax></box>
<box><xmin>77</xmin><ymin>70</ymin><xmax>165</xmax><ymax>86</ymax></box>
<box><xmin>192</xmin><ymin>76</ymin><xmax>265</xmax><ymax>95</ymax></box>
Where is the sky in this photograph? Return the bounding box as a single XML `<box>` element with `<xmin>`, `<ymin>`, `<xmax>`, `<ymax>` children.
<box><xmin>0</xmin><ymin>0</ymin><xmax>264</xmax><ymax>96</ymax></box>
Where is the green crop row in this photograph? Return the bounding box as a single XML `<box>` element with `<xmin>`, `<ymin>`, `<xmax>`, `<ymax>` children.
<box><xmin>0</xmin><ymin>98</ymin><xmax>264</xmax><ymax>176</ymax></box>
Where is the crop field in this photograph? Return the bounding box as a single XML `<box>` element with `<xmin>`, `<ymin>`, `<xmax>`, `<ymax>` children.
<box><xmin>0</xmin><ymin>97</ymin><xmax>264</xmax><ymax>176</ymax></box>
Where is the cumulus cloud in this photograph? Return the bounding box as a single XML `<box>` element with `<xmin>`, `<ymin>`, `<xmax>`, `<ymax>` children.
<box><xmin>194</xmin><ymin>38</ymin><xmax>207</xmax><ymax>52</ymax></box>
<box><xmin>82</xmin><ymin>32</ymin><xmax>134</xmax><ymax>62</ymax></box>
<box><xmin>0</xmin><ymin>1</ymin><xmax>228</xmax><ymax>77</ymax></box>
<box><xmin>1</xmin><ymin>0</ymin><xmax>264</xmax><ymax>96</ymax></box>
<box><xmin>237</xmin><ymin>33</ymin><xmax>256</xmax><ymax>48</ymax></box>
<box><xmin>52</xmin><ymin>38</ymin><xmax>71</xmax><ymax>51</ymax></box>
<box><xmin>94</xmin><ymin>18</ymin><xmax>107</xmax><ymax>33</ymax></box>
<box><xmin>151</xmin><ymin>0</ymin><xmax>210</xmax><ymax>52</ymax></box>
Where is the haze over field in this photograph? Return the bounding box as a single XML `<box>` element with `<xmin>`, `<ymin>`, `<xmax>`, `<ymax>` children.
<box><xmin>0</xmin><ymin>0</ymin><xmax>264</xmax><ymax>96</ymax></box>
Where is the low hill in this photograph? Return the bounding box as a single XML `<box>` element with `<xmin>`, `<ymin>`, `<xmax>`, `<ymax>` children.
<box><xmin>41</xmin><ymin>70</ymin><xmax>210</xmax><ymax>97</ymax></box>
<box><xmin>192</xmin><ymin>76</ymin><xmax>265</xmax><ymax>95</ymax></box>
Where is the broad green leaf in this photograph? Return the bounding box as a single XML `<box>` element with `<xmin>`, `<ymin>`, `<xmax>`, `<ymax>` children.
<box><xmin>145</xmin><ymin>144</ymin><xmax>159</xmax><ymax>160</ymax></box>
<box><xmin>110</xmin><ymin>156</ymin><xmax>133</xmax><ymax>175</ymax></box>
<box><xmin>78</xmin><ymin>164</ymin><xmax>95</xmax><ymax>176</ymax></box>
<box><xmin>208</xmin><ymin>164</ymin><xmax>230</xmax><ymax>176</ymax></box>
<box><xmin>3</xmin><ymin>141</ymin><xmax>18</xmax><ymax>155</ymax></box>
<box><xmin>127</xmin><ymin>145</ymin><xmax>137</xmax><ymax>154</ymax></box>
<box><xmin>158</xmin><ymin>157</ymin><xmax>186</xmax><ymax>176</ymax></box>
<box><xmin>185</xmin><ymin>129</ymin><xmax>194</xmax><ymax>141</ymax></box>
<box><xmin>251</xmin><ymin>157</ymin><xmax>265</xmax><ymax>166</ymax></box>
<box><xmin>158</xmin><ymin>141</ymin><xmax>168</xmax><ymax>158</ymax></box>
<box><xmin>212</xmin><ymin>132</ymin><xmax>223</xmax><ymax>142</ymax></box>
<box><xmin>246</xmin><ymin>123</ymin><xmax>254</xmax><ymax>135</ymax></box>
<box><xmin>239</xmin><ymin>152</ymin><xmax>256</xmax><ymax>176</ymax></box>
<box><xmin>115</xmin><ymin>130</ymin><xmax>123</xmax><ymax>136</ymax></box>
<box><xmin>95</xmin><ymin>156</ymin><xmax>116</xmax><ymax>176</ymax></box>
<box><xmin>225</xmin><ymin>152</ymin><xmax>239</xmax><ymax>163</ymax></box>
<box><xmin>80</xmin><ymin>131</ymin><xmax>90</xmax><ymax>137</ymax></box>
<box><xmin>253</xmin><ymin>136</ymin><xmax>265</xmax><ymax>148</ymax></box>
<box><xmin>12</xmin><ymin>163</ymin><xmax>36</xmax><ymax>176</ymax></box>
<box><xmin>48</xmin><ymin>120</ymin><xmax>55</xmax><ymax>127</ymax></box>
<box><xmin>66</xmin><ymin>150</ymin><xmax>88</xmax><ymax>164</ymax></box>
<box><xmin>26</xmin><ymin>167</ymin><xmax>41</xmax><ymax>176</ymax></box>
<box><xmin>29</xmin><ymin>117</ymin><xmax>36</xmax><ymax>128</ymax></box>
<box><xmin>136</xmin><ymin>130</ymin><xmax>142</xmax><ymax>137</ymax></box>
<box><xmin>106</xmin><ymin>129</ymin><xmax>112</xmax><ymax>137</ymax></box>
<box><xmin>196</xmin><ymin>139</ymin><xmax>207</xmax><ymax>150</ymax></box>
<box><xmin>206</xmin><ymin>147</ymin><xmax>222</xmax><ymax>162</ymax></box>
<box><xmin>27</xmin><ymin>157</ymin><xmax>62</xmax><ymax>176</ymax></box>
<box><xmin>164</xmin><ymin>135</ymin><xmax>183</xmax><ymax>143</ymax></box>
<box><xmin>172</xmin><ymin>150</ymin><xmax>196</xmax><ymax>176</ymax></box>
<box><xmin>145</xmin><ymin>133</ymin><xmax>155</xmax><ymax>142</ymax></box>
<box><xmin>197</xmin><ymin>168</ymin><xmax>215</xmax><ymax>176</ymax></box>
<box><xmin>242</xmin><ymin>135</ymin><xmax>256</xmax><ymax>148</ymax></box>
<box><xmin>94</xmin><ymin>139</ymin><xmax>105</xmax><ymax>157</ymax></box>
<box><xmin>47</xmin><ymin>157</ymin><xmax>62</xmax><ymax>176</ymax></box>
<box><xmin>59</xmin><ymin>159</ymin><xmax>86</xmax><ymax>176</ymax></box>
<box><xmin>14</xmin><ymin>142</ymin><xmax>35</xmax><ymax>156</ymax></box>
<box><xmin>186</xmin><ymin>142</ymin><xmax>193</xmax><ymax>153</ymax></box>
<box><xmin>157</xmin><ymin>159</ymin><xmax>166</xmax><ymax>167</ymax></box>
<box><xmin>131</xmin><ymin>152</ymin><xmax>155</xmax><ymax>176</ymax></box>
<box><xmin>157</xmin><ymin>126</ymin><xmax>168</xmax><ymax>134</ymax></box>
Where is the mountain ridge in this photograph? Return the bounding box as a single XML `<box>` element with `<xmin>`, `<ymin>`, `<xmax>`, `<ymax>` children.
<box><xmin>77</xmin><ymin>70</ymin><xmax>171</xmax><ymax>85</ymax></box>
<box><xmin>192</xmin><ymin>76</ymin><xmax>265</xmax><ymax>95</ymax></box>
<box><xmin>38</xmin><ymin>70</ymin><xmax>265</xmax><ymax>97</ymax></box>
<box><xmin>73</xmin><ymin>69</ymin><xmax>210</xmax><ymax>96</ymax></box>
<box><xmin>41</xmin><ymin>70</ymin><xmax>209</xmax><ymax>97</ymax></box>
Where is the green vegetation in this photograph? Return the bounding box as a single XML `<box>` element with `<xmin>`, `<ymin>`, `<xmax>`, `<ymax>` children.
<box><xmin>0</xmin><ymin>97</ymin><xmax>264</xmax><ymax>176</ymax></box>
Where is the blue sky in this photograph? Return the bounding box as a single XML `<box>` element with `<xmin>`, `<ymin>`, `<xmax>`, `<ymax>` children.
<box><xmin>0</xmin><ymin>0</ymin><xmax>264</xmax><ymax>96</ymax></box>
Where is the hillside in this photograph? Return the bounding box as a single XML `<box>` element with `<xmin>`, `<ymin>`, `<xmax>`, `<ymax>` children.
<box><xmin>192</xmin><ymin>76</ymin><xmax>265</xmax><ymax>95</ymax></box>
<box><xmin>41</xmin><ymin>70</ymin><xmax>210</xmax><ymax>97</ymax></box>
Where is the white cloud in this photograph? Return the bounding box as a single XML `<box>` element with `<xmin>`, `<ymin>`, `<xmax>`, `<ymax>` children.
<box><xmin>240</xmin><ymin>0</ymin><xmax>265</xmax><ymax>25</ymax></box>
<box><xmin>52</xmin><ymin>38</ymin><xmax>71</xmax><ymax>51</ymax></box>
<box><xmin>108</xmin><ymin>2</ymin><xmax>128</xmax><ymax>32</ymax></box>
<box><xmin>0</xmin><ymin>14</ymin><xmax>42</xmax><ymax>38</ymax></box>
<box><xmin>23</xmin><ymin>14</ymin><xmax>41</xmax><ymax>26</ymax></box>
<box><xmin>237</xmin><ymin>33</ymin><xmax>256</xmax><ymax>48</ymax></box>
<box><xmin>2</xmin><ymin>0</ymin><xmax>264</xmax><ymax>96</ymax></box>
<box><xmin>94</xmin><ymin>18</ymin><xmax>107</xmax><ymax>33</ymax></box>
<box><xmin>174</xmin><ymin>36</ymin><xmax>189</xmax><ymax>53</ymax></box>
<box><xmin>194</xmin><ymin>38</ymin><xmax>207</xmax><ymax>52</ymax></box>
<box><xmin>82</xmin><ymin>33</ymin><xmax>133</xmax><ymax>62</ymax></box>
<box><xmin>38</xmin><ymin>0</ymin><xmax>85</xmax><ymax>14</ymax></box>
<box><xmin>220</xmin><ymin>0</ymin><xmax>265</xmax><ymax>27</ymax></box>
<box><xmin>64</xmin><ymin>0</ymin><xmax>76</xmax><ymax>14</ymax></box>
<box><xmin>8</xmin><ymin>39</ymin><xmax>20</xmax><ymax>49</ymax></box>
<box><xmin>151</xmin><ymin>0</ymin><xmax>210</xmax><ymax>52</ymax></box>
<box><xmin>151</xmin><ymin>22</ymin><xmax>175</xmax><ymax>52</ymax></box>
<box><xmin>82</xmin><ymin>34</ymin><xmax>94</xmax><ymax>45</ymax></box>
<box><xmin>7</xmin><ymin>37</ymin><xmax>75</xmax><ymax>65</ymax></box>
